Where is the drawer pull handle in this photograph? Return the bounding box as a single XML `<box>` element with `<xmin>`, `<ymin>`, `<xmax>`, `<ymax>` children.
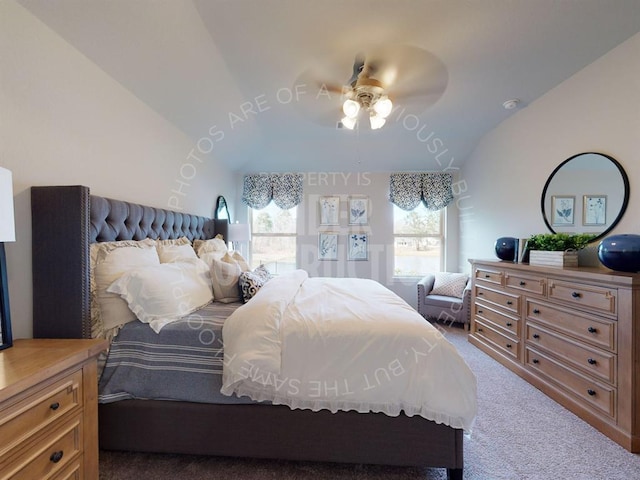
<box><xmin>478</xmin><ymin>310</ymin><xmax>484</xmax><ymax>314</ymax></box>
<box><xmin>532</xmin><ymin>359</ymin><xmax>539</xmax><ymax>364</ymax></box>
<box><xmin>532</xmin><ymin>334</ymin><xmax>540</xmax><ymax>339</ymax></box>
<box><xmin>588</xmin><ymin>327</ymin><xmax>598</xmax><ymax>334</ymax></box>
<box><xmin>587</xmin><ymin>389</ymin><xmax>596</xmax><ymax>397</ymax></box>
<box><xmin>50</xmin><ymin>402</ymin><xmax>60</xmax><ymax>411</ymax></box>
<box><xmin>478</xmin><ymin>292</ymin><xmax>484</xmax><ymax>295</ymax></box>
<box><xmin>519</xmin><ymin>281</ymin><xmax>526</xmax><ymax>286</ymax></box>
<box><xmin>506</xmin><ymin>300</ymin><xmax>513</xmax><ymax>305</ymax></box>
<box><xmin>533</xmin><ymin>309</ymin><xmax>540</xmax><ymax>314</ymax></box>
<box><xmin>587</xmin><ymin>358</ymin><xmax>597</xmax><ymax>365</ymax></box>
<box><xmin>485</xmin><ymin>274</ymin><xmax>490</xmax><ymax>278</ymax></box>
<box><xmin>50</xmin><ymin>451</ymin><xmax>64</xmax><ymax>463</ymax></box>
<box><xmin>506</xmin><ymin>322</ymin><xmax>512</xmax><ymax>327</ymax></box>
<box><xmin>572</xmin><ymin>291</ymin><xmax>581</xmax><ymax>298</ymax></box>
<box><xmin>477</xmin><ymin>328</ymin><xmax>484</xmax><ymax>332</ymax></box>
<box><xmin>506</xmin><ymin>343</ymin><xmax>512</xmax><ymax>348</ymax></box>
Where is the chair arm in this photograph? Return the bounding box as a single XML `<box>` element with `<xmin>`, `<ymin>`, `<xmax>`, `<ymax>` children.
<box><xmin>417</xmin><ymin>274</ymin><xmax>436</xmax><ymax>317</ymax></box>
<box><xmin>462</xmin><ymin>279</ymin><xmax>472</xmax><ymax>323</ymax></box>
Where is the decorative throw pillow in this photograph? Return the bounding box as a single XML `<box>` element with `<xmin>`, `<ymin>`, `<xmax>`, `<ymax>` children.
<box><xmin>209</xmin><ymin>253</ymin><xmax>243</xmax><ymax>303</ymax></box>
<box><xmin>430</xmin><ymin>273</ymin><xmax>469</xmax><ymax>298</ymax></box>
<box><xmin>193</xmin><ymin>234</ymin><xmax>227</xmax><ymax>257</ymax></box>
<box><xmin>238</xmin><ymin>265</ymin><xmax>272</xmax><ymax>303</ymax></box>
<box><xmin>107</xmin><ymin>259</ymin><xmax>213</xmax><ymax>333</ymax></box>
<box><xmin>231</xmin><ymin>251</ymin><xmax>250</xmax><ymax>271</ymax></box>
<box><xmin>155</xmin><ymin>236</ymin><xmax>191</xmax><ymax>247</ymax></box>
<box><xmin>157</xmin><ymin>243</ymin><xmax>198</xmax><ymax>263</ymax></box>
<box><xmin>90</xmin><ymin>239</ymin><xmax>158</xmax><ymax>337</ymax></box>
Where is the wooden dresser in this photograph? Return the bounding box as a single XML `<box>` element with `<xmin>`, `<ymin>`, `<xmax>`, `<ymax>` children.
<box><xmin>0</xmin><ymin>339</ymin><xmax>108</xmax><ymax>480</ymax></box>
<box><xmin>468</xmin><ymin>259</ymin><xmax>640</xmax><ymax>452</ymax></box>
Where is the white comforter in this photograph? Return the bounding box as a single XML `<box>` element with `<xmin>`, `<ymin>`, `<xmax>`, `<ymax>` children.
<box><xmin>221</xmin><ymin>270</ymin><xmax>477</xmax><ymax>431</ymax></box>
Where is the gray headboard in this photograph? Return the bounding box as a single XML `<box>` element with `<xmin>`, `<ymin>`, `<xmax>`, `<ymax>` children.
<box><xmin>31</xmin><ymin>185</ymin><xmax>216</xmax><ymax>339</ymax></box>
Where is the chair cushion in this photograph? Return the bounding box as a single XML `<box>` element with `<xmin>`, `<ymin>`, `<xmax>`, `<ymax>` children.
<box><xmin>431</xmin><ymin>272</ymin><xmax>468</xmax><ymax>298</ymax></box>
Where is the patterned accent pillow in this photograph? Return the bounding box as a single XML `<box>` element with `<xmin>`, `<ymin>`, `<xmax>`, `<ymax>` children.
<box><xmin>238</xmin><ymin>265</ymin><xmax>272</xmax><ymax>303</ymax></box>
<box><xmin>430</xmin><ymin>273</ymin><xmax>469</xmax><ymax>298</ymax></box>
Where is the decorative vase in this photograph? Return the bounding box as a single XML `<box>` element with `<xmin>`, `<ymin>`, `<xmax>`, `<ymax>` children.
<box><xmin>494</xmin><ymin>237</ymin><xmax>518</xmax><ymax>261</ymax></box>
<box><xmin>598</xmin><ymin>234</ymin><xmax>640</xmax><ymax>273</ymax></box>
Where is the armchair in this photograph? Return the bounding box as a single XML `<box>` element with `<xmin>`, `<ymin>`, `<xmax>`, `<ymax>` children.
<box><xmin>417</xmin><ymin>273</ymin><xmax>471</xmax><ymax>329</ymax></box>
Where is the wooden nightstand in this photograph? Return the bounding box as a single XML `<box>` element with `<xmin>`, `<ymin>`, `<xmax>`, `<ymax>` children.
<box><xmin>0</xmin><ymin>338</ymin><xmax>108</xmax><ymax>480</ymax></box>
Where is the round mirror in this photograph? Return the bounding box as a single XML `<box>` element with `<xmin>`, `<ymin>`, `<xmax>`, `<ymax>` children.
<box><xmin>541</xmin><ymin>152</ymin><xmax>629</xmax><ymax>242</ymax></box>
<box><xmin>215</xmin><ymin>196</ymin><xmax>230</xmax><ymax>221</ymax></box>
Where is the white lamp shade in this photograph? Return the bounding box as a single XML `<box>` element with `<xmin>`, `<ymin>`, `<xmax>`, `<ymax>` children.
<box><xmin>0</xmin><ymin>167</ymin><xmax>15</xmax><ymax>242</ymax></box>
<box><xmin>227</xmin><ymin>223</ymin><xmax>251</xmax><ymax>243</ymax></box>
<box><xmin>369</xmin><ymin>115</ymin><xmax>386</xmax><ymax>130</ymax></box>
<box><xmin>373</xmin><ymin>97</ymin><xmax>393</xmax><ymax>118</ymax></box>
<box><xmin>342</xmin><ymin>99</ymin><xmax>360</xmax><ymax>118</ymax></box>
<box><xmin>340</xmin><ymin>116</ymin><xmax>357</xmax><ymax>130</ymax></box>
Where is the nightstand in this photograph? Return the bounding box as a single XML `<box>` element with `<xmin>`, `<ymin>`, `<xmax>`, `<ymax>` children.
<box><xmin>0</xmin><ymin>338</ymin><xmax>108</xmax><ymax>479</ymax></box>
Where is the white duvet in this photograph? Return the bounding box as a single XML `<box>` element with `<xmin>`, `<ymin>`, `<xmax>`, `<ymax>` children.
<box><xmin>221</xmin><ymin>270</ymin><xmax>477</xmax><ymax>431</ymax></box>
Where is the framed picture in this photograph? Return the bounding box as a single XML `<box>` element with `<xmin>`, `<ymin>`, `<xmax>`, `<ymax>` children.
<box><xmin>348</xmin><ymin>196</ymin><xmax>369</xmax><ymax>225</ymax></box>
<box><xmin>318</xmin><ymin>232</ymin><xmax>338</xmax><ymax>261</ymax></box>
<box><xmin>347</xmin><ymin>233</ymin><xmax>368</xmax><ymax>261</ymax></box>
<box><xmin>319</xmin><ymin>196</ymin><xmax>340</xmax><ymax>226</ymax></box>
<box><xmin>583</xmin><ymin>195</ymin><xmax>607</xmax><ymax>226</ymax></box>
<box><xmin>551</xmin><ymin>195</ymin><xmax>575</xmax><ymax>226</ymax></box>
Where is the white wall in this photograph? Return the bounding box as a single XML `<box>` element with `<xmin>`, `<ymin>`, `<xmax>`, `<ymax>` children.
<box><xmin>0</xmin><ymin>1</ymin><xmax>237</xmax><ymax>339</ymax></box>
<box><xmin>460</xmin><ymin>32</ymin><xmax>640</xmax><ymax>268</ymax></box>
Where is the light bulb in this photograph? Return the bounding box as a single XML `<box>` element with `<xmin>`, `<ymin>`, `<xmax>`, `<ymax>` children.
<box><xmin>369</xmin><ymin>115</ymin><xmax>386</xmax><ymax>130</ymax></box>
<box><xmin>342</xmin><ymin>99</ymin><xmax>360</xmax><ymax>118</ymax></box>
<box><xmin>341</xmin><ymin>116</ymin><xmax>357</xmax><ymax>130</ymax></box>
<box><xmin>373</xmin><ymin>97</ymin><xmax>393</xmax><ymax>118</ymax></box>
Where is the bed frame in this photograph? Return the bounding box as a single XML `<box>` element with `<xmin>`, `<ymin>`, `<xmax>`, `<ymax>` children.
<box><xmin>31</xmin><ymin>185</ymin><xmax>464</xmax><ymax>480</ymax></box>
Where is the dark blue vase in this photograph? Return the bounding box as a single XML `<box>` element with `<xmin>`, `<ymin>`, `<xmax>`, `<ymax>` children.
<box><xmin>598</xmin><ymin>234</ymin><xmax>640</xmax><ymax>273</ymax></box>
<box><xmin>494</xmin><ymin>237</ymin><xmax>518</xmax><ymax>261</ymax></box>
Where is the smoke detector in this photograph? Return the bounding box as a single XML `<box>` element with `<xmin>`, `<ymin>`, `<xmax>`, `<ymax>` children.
<box><xmin>502</xmin><ymin>99</ymin><xmax>520</xmax><ymax>110</ymax></box>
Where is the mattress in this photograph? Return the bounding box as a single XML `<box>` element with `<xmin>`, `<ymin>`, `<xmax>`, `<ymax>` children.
<box><xmin>98</xmin><ymin>301</ymin><xmax>255</xmax><ymax>405</ymax></box>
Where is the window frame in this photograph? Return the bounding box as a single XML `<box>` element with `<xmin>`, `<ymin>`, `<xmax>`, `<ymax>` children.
<box><xmin>249</xmin><ymin>204</ymin><xmax>298</xmax><ymax>274</ymax></box>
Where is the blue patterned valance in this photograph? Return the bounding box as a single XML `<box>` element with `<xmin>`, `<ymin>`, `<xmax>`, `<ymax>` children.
<box><xmin>242</xmin><ymin>173</ymin><xmax>303</xmax><ymax>209</ymax></box>
<box><xmin>389</xmin><ymin>172</ymin><xmax>454</xmax><ymax>211</ymax></box>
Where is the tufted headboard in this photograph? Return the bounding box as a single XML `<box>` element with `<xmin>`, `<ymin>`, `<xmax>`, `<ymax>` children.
<box><xmin>31</xmin><ymin>185</ymin><xmax>217</xmax><ymax>339</ymax></box>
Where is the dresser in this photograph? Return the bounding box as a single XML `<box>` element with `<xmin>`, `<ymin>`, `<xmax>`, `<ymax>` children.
<box><xmin>0</xmin><ymin>339</ymin><xmax>108</xmax><ymax>480</ymax></box>
<box><xmin>468</xmin><ymin>259</ymin><xmax>640</xmax><ymax>452</ymax></box>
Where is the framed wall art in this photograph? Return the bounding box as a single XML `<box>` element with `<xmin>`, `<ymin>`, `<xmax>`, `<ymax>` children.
<box><xmin>319</xmin><ymin>196</ymin><xmax>340</xmax><ymax>226</ymax></box>
<box><xmin>347</xmin><ymin>233</ymin><xmax>368</xmax><ymax>261</ymax></box>
<box><xmin>551</xmin><ymin>195</ymin><xmax>575</xmax><ymax>226</ymax></box>
<box><xmin>348</xmin><ymin>196</ymin><xmax>369</xmax><ymax>225</ymax></box>
<box><xmin>318</xmin><ymin>232</ymin><xmax>338</xmax><ymax>261</ymax></box>
<box><xmin>583</xmin><ymin>195</ymin><xmax>606</xmax><ymax>226</ymax></box>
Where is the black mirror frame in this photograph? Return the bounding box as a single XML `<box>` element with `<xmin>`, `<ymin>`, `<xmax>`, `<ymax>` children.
<box><xmin>0</xmin><ymin>243</ymin><xmax>13</xmax><ymax>351</ymax></box>
<box><xmin>540</xmin><ymin>152</ymin><xmax>630</xmax><ymax>243</ymax></box>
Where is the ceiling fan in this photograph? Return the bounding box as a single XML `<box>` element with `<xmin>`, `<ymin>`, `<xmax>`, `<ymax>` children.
<box><xmin>292</xmin><ymin>45</ymin><xmax>448</xmax><ymax>130</ymax></box>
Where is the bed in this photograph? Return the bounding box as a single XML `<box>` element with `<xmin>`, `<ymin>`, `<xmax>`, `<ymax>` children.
<box><xmin>31</xmin><ymin>185</ymin><xmax>473</xmax><ymax>480</ymax></box>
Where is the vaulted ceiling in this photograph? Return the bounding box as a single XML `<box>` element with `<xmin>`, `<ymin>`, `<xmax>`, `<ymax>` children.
<box><xmin>18</xmin><ymin>0</ymin><xmax>640</xmax><ymax>172</ymax></box>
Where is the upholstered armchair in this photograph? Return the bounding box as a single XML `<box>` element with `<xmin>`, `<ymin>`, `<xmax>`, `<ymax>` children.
<box><xmin>417</xmin><ymin>273</ymin><xmax>472</xmax><ymax>329</ymax></box>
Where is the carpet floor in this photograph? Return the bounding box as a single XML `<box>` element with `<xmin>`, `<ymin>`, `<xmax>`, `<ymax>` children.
<box><xmin>99</xmin><ymin>324</ymin><xmax>640</xmax><ymax>479</ymax></box>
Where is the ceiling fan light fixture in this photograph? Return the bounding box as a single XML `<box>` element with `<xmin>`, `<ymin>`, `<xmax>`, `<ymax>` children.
<box><xmin>341</xmin><ymin>116</ymin><xmax>357</xmax><ymax>130</ymax></box>
<box><xmin>342</xmin><ymin>99</ymin><xmax>360</xmax><ymax>118</ymax></box>
<box><xmin>373</xmin><ymin>97</ymin><xmax>393</xmax><ymax>118</ymax></box>
<box><xmin>369</xmin><ymin>114</ymin><xmax>386</xmax><ymax>130</ymax></box>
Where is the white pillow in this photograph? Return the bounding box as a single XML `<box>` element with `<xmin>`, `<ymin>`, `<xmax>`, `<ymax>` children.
<box><xmin>94</xmin><ymin>246</ymin><xmax>161</xmax><ymax>331</ymax></box>
<box><xmin>107</xmin><ymin>259</ymin><xmax>213</xmax><ymax>333</ymax></box>
<box><xmin>209</xmin><ymin>253</ymin><xmax>243</xmax><ymax>303</ymax></box>
<box><xmin>431</xmin><ymin>273</ymin><xmax>469</xmax><ymax>298</ymax></box>
<box><xmin>230</xmin><ymin>251</ymin><xmax>250</xmax><ymax>271</ymax></box>
<box><xmin>157</xmin><ymin>243</ymin><xmax>197</xmax><ymax>263</ymax></box>
<box><xmin>193</xmin><ymin>235</ymin><xmax>228</xmax><ymax>257</ymax></box>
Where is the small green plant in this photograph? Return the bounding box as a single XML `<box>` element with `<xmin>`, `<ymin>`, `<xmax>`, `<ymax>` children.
<box><xmin>527</xmin><ymin>233</ymin><xmax>596</xmax><ymax>251</ymax></box>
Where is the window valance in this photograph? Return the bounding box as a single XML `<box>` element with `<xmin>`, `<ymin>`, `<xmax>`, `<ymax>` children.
<box><xmin>242</xmin><ymin>173</ymin><xmax>303</xmax><ymax>209</ymax></box>
<box><xmin>389</xmin><ymin>172</ymin><xmax>454</xmax><ymax>211</ymax></box>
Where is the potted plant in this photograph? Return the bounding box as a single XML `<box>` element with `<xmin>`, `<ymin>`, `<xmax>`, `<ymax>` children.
<box><xmin>526</xmin><ymin>233</ymin><xmax>596</xmax><ymax>267</ymax></box>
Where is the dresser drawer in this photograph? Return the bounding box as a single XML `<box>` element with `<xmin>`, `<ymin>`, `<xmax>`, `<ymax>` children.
<box><xmin>0</xmin><ymin>370</ymin><xmax>83</xmax><ymax>459</ymax></box>
<box><xmin>0</xmin><ymin>414</ymin><xmax>83</xmax><ymax>480</ymax></box>
<box><xmin>50</xmin><ymin>456</ymin><xmax>82</xmax><ymax>480</ymax></box>
<box><xmin>475</xmin><ymin>301</ymin><xmax>520</xmax><ymax>337</ymax></box>
<box><xmin>526</xmin><ymin>347</ymin><xmax>615</xmax><ymax>419</ymax></box>
<box><xmin>475</xmin><ymin>285</ymin><xmax>520</xmax><ymax>314</ymax></box>
<box><xmin>505</xmin><ymin>272</ymin><xmax>546</xmax><ymax>296</ymax></box>
<box><xmin>526</xmin><ymin>323</ymin><xmax>616</xmax><ymax>385</ymax></box>
<box><xmin>474</xmin><ymin>319</ymin><xmax>519</xmax><ymax>359</ymax></box>
<box><xmin>548</xmin><ymin>280</ymin><xmax>616</xmax><ymax>316</ymax></box>
<box><xmin>526</xmin><ymin>300</ymin><xmax>616</xmax><ymax>352</ymax></box>
<box><xmin>474</xmin><ymin>267</ymin><xmax>503</xmax><ymax>286</ymax></box>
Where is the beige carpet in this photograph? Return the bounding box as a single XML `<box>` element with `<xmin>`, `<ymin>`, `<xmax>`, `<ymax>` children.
<box><xmin>99</xmin><ymin>325</ymin><xmax>640</xmax><ymax>479</ymax></box>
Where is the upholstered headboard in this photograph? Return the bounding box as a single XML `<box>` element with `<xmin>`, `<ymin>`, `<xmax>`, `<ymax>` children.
<box><xmin>31</xmin><ymin>185</ymin><xmax>217</xmax><ymax>339</ymax></box>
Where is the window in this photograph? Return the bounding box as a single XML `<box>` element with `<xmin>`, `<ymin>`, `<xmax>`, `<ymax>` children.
<box><xmin>393</xmin><ymin>203</ymin><xmax>443</xmax><ymax>276</ymax></box>
<box><xmin>250</xmin><ymin>203</ymin><xmax>297</xmax><ymax>274</ymax></box>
